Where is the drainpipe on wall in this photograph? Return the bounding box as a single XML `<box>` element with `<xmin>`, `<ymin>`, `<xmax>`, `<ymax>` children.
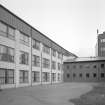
<box><xmin>51</xmin><ymin>48</ymin><xmax>52</xmax><ymax>85</ymax></box>
<box><xmin>41</xmin><ymin>49</ymin><xmax>43</xmax><ymax>85</ymax></box>
<box><xmin>30</xmin><ymin>28</ymin><xmax>32</xmax><ymax>87</ymax></box>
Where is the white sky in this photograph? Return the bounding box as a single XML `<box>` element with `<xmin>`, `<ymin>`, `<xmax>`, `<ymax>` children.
<box><xmin>0</xmin><ymin>0</ymin><xmax>105</xmax><ymax>57</ymax></box>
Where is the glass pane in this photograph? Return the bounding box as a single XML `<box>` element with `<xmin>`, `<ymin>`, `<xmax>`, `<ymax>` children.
<box><xmin>0</xmin><ymin>77</ymin><xmax>5</xmax><ymax>84</ymax></box>
<box><xmin>0</xmin><ymin>22</ymin><xmax>7</xmax><ymax>32</ymax></box>
<box><xmin>0</xmin><ymin>45</ymin><xmax>6</xmax><ymax>54</ymax></box>
<box><xmin>8</xmin><ymin>27</ymin><xmax>15</xmax><ymax>37</ymax></box>
<box><xmin>8</xmin><ymin>70</ymin><xmax>14</xmax><ymax>77</ymax></box>
<box><xmin>8</xmin><ymin>77</ymin><xmax>14</xmax><ymax>84</ymax></box>
<box><xmin>0</xmin><ymin>69</ymin><xmax>5</xmax><ymax>77</ymax></box>
<box><xmin>20</xmin><ymin>71</ymin><xmax>23</xmax><ymax>77</ymax></box>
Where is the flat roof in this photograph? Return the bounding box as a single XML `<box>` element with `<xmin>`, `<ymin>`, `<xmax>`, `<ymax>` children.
<box><xmin>64</xmin><ymin>57</ymin><xmax>105</xmax><ymax>63</ymax></box>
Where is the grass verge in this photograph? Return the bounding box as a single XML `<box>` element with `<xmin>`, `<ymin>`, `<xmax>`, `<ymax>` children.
<box><xmin>70</xmin><ymin>83</ymin><xmax>105</xmax><ymax>105</ymax></box>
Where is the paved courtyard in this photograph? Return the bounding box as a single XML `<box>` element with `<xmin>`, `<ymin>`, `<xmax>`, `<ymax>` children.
<box><xmin>0</xmin><ymin>83</ymin><xmax>95</xmax><ymax>105</ymax></box>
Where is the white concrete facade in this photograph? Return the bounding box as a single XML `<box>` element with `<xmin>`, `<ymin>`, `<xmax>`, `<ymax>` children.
<box><xmin>0</xmin><ymin>5</ymin><xmax>76</xmax><ymax>89</ymax></box>
<box><xmin>0</xmin><ymin>29</ymin><xmax>71</xmax><ymax>89</ymax></box>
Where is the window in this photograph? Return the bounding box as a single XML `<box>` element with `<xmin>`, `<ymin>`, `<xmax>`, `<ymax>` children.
<box><xmin>79</xmin><ymin>73</ymin><xmax>82</xmax><ymax>78</ymax></box>
<box><xmin>20</xmin><ymin>70</ymin><xmax>28</xmax><ymax>83</ymax></box>
<box><xmin>101</xmin><ymin>73</ymin><xmax>105</xmax><ymax>78</ymax></box>
<box><xmin>73</xmin><ymin>73</ymin><xmax>76</xmax><ymax>78</ymax></box>
<box><xmin>8</xmin><ymin>27</ymin><xmax>15</xmax><ymax>39</ymax></box>
<box><xmin>93</xmin><ymin>73</ymin><xmax>97</xmax><ymax>78</ymax></box>
<box><xmin>32</xmin><ymin>55</ymin><xmax>40</xmax><ymax>67</ymax></box>
<box><xmin>32</xmin><ymin>39</ymin><xmax>40</xmax><ymax>50</ymax></box>
<box><xmin>52</xmin><ymin>49</ymin><xmax>56</xmax><ymax>57</ymax></box>
<box><xmin>0</xmin><ymin>69</ymin><xmax>14</xmax><ymax>84</ymax></box>
<box><xmin>93</xmin><ymin>65</ymin><xmax>97</xmax><ymax>69</ymax></box>
<box><xmin>20</xmin><ymin>32</ymin><xmax>29</xmax><ymax>45</ymax></box>
<box><xmin>58</xmin><ymin>52</ymin><xmax>62</xmax><ymax>59</ymax></box>
<box><xmin>32</xmin><ymin>71</ymin><xmax>40</xmax><ymax>82</ymax></box>
<box><xmin>42</xmin><ymin>72</ymin><xmax>50</xmax><ymax>82</ymax></box>
<box><xmin>20</xmin><ymin>51</ymin><xmax>29</xmax><ymax>65</ymax></box>
<box><xmin>42</xmin><ymin>58</ymin><xmax>50</xmax><ymax>69</ymax></box>
<box><xmin>58</xmin><ymin>63</ymin><xmax>61</xmax><ymax>70</ymax></box>
<box><xmin>52</xmin><ymin>73</ymin><xmax>56</xmax><ymax>82</ymax></box>
<box><xmin>43</xmin><ymin>45</ymin><xmax>50</xmax><ymax>54</ymax></box>
<box><xmin>0</xmin><ymin>22</ymin><xmax>15</xmax><ymax>39</ymax></box>
<box><xmin>0</xmin><ymin>22</ymin><xmax>7</xmax><ymax>37</ymax></box>
<box><xmin>67</xmin><ymin>74</ymin><xmax>70</xmax><ymax>78</ymax></box>
<box><xmin>58</xmin><ymin>73</ymin><xmax>61</xmax><ymax>81</ymax></box>
<box><xmin>101</xmin><ymin>64</ymin><xmax>104</xmax><ymax>68</ymax></box>
<box><xmin>52</xmin><ymin>61</ymin><xmax>56</xmax><ymax>70</ymax></box>
<box><xmin>86</xmin><ymin>73</ymin><xmax>89</xmax><ymax>78</ymax></box>
<box><xmin>0</xmin><ymin>45</ymin><xmax>14</xmax><ymax>62</ymax></box>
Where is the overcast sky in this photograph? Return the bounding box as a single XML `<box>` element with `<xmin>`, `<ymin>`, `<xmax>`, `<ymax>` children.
<box><xmin>0</xmin><ymin>0</ymin><xmax>105</xmax><ymax>57</ymax></box>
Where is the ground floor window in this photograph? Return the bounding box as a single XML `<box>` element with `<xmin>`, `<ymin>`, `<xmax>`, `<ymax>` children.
<box><xmin>42</xmin><ymin>72</ymin><xmax>50</xmax><ymax>82</ymax></box>
<box><xmin>52</xmin><ymin>73</ymin><xmax>56</xmax><ymax>82</ymax></box>
<box><xmin>73</xmin><ymin>73</ymin><xmax>76</xmax><ymax>78</ymax></box>
<box><xmin>101</xmin><ymin>73</ymin><xmax>105</xmax><ymax>78</ymax></box>
<box><xmin>67</xmin><ymin>73</ymin><xmax>70</xmax><ymax>78</ymax></box>
<box><xmin>79</xmin><ymin>73</ymin><xmax>82</xmax><ymax>78</ymax></box>
<box><xmin>0</xmin><ymin>68</ymin><xmax>14</xmax><ymax>84</ymax></box>
<box><xmin>20</xmin><ymin>70</ymin><xmax>28</xmax><ymax>83</ymax></box>
<box><xmin>32</xmin><ymin>71</ymin><xmax>40</xmax><ymax>82</ymax></box>
<box><xmin>93</xmin><ymin>73</ymin><xmax>97</xmax><ymax>78</ymax></box>
<box><xmin>86</xmin><ymin>73</ymin><xmax>89</xmax><ymax>78</ymax></box>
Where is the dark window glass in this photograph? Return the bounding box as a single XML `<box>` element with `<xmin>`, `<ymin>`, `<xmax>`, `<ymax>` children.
<box><xmin>58</xmin><ymin>63</ymin><xmax>61</xmax><ymax>70</ymax></box>
<box><xmin>86</xmin><ymin>73</ymin><xmax>89</xmax><ymax>78</ymax></box>
<box><xmin>0</xmin><ymin>69</ymin><xmax>14</xmax><ymax>84</ymax></box>
<box><xmin>8</xmin><ymin>27</ymin><xmax>15</xmax><ymax>39</ymax></box>
<box><xmin>42</xmin><ymin>72</ymin><xmax>50</xmax><ymax>82</ymax></box>
<box><xmin>32</xmin><ymin>71</ymin><xmax>40</xmax><ymax>82</ymax></box>
<box><xmin>32</xmin><ymin>39</ymin><xmax>40</xmax><ymax>50</ymax></box>
<box><xmin>20</xmin><ymin>70</ymin><xmax>28</xmax><ymax>83</ymax></box>
<box><xmin>93</xmin><ymin>73</ymin><xmax>97</xmax><ymax>78</ymax></box>
<box><xmin>52</xmin><ymin>49</ymin><xmax>56</xmax><ymax>57</ymax></box>
<box><xmin>20</xmin><ymin>32</ymin><xmax>29</xmax><ymax>45</ymax></box>
<box><xmin>52</xmin><ymin>73</ymin><xmax>56</xmax><ymax>82</ymax></box>
<box><xmin>93</xmin><ymin>65</ymin><xmax>97</xmax><ymax>69</ymax></box>
<box><xmin>73</xmin><ymin>73</ymin><xmax>76</xmax><ymax>77</ymax></box>
<box><xmin>32</xmin><ymin>55</ymin><xmax>40</xmax><ymax>67</ymax></box>
<box><xmin>79</xmin><ymin>73</ymin><xmax>82</xmax><ymax>77</ymax></box>
<box><xmin>0</xmin><ymin>22</ymin><xmax>7</xmax><ymax>37</ymax></box>
<box><xmin>43</xmin><ymin>45</ymin><xmax>50</xmax><ymax>54</ymax></box>
<box><xmin>101</xmin><ymin>73</ymin><xmax>105</xmax><ymax>78</ymax></box>
<box><xmin>101</xmin><ymin>64</ymin><xmax>104</xmax><ymax>68</ymax></box>
<box><xmin>67</xmin><ymin>74</ymin><xmax>70</xmax><ymax>78</ymax></box>
<box><xmin>42</xmin><ymin>58</ymin><xmax>50</xmax><ymax>69</ymax></box>
<box><xmin>0</xmin><ymin>45</ymin><xmax>14</xmax><ymax>62</ymax></box>
<box><xmin>20</xmin><ymin>51</ymin><xmax>29</xmax><ymax>65</ymax></box>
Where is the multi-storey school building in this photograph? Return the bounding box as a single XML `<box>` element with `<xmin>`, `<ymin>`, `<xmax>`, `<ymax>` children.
<box><xmin>63</xmin><ymin>57</ymin><xmax>105</xmax><ymax>82</ymax></box>
<box><xmin>0</xmin><ymin>5</ymin><xmax>76</xmax><ymax>89</ymax></box>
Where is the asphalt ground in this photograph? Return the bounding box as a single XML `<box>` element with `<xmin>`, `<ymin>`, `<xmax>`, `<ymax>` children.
<box><xmin>0</xmin><ymin>83</ymin><xmax>95</xmax><ymax>105</ymax></box>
